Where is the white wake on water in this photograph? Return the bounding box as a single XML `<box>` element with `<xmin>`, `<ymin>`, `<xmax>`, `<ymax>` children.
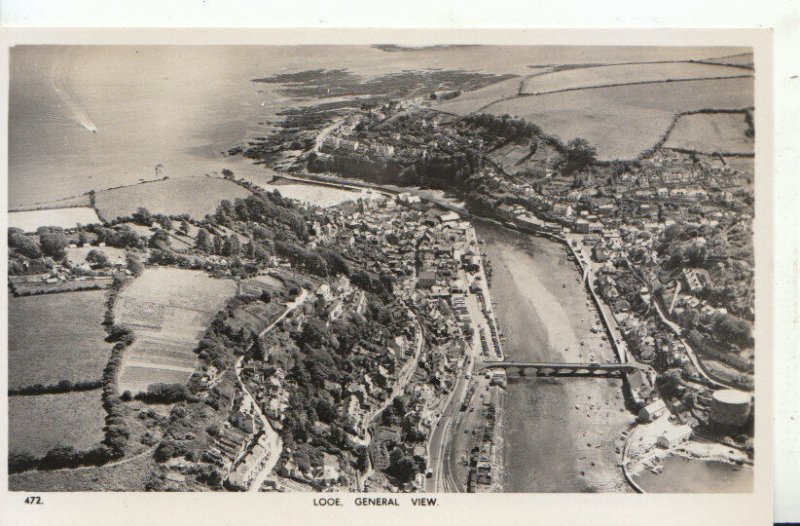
<box><xmin>49</xmin><ymin>79</ymin><xmax>97</xmax><ymax>133</ymax></box>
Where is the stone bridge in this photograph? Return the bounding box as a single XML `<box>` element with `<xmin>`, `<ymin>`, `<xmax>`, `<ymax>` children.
<box><xmin>474</xmin><ymin>361</ymin><xmax>649</xmax><ymax>379</ymax></box>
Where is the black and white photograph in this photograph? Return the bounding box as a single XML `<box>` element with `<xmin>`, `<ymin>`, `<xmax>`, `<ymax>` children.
<box><xmin>4</xmin><ymin>41</ymin><xmax>761</xmax><ymax>496</ymax></box>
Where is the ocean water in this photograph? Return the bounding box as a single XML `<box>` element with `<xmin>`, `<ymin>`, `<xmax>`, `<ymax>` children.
<box><xmin>635</xmin><ymin>456</ymin><xmax>753</xmax><ymax>493</ymax></box>
<box><xmin>9</xmin><ymin>45</ymin><xmax>746</xmax><ymax>208</ymax></box>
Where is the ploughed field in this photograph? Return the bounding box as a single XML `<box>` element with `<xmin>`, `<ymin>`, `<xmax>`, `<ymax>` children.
<box><xmin>9</xmin><ymin>390</ymin><xmax>106</xmax><ymax>457</ymax></box>
<box><xmin>94</xmin><ymin>176</ymin><xmax>252</xmax><ymax>220</ymax></box>
<box><xmin>8</xmin><ymin>290</ymin><xmax>110</xmax><ymax>390</ymax></box>
<box><xmin>115</xmin><ymin>267</ymin><xmax>237</xmax><ymax>394</ymax></box>
<box><xmin>435</xmin><ymin>57</ymin><xmax>754</xmax><ymax>161</ymax></box>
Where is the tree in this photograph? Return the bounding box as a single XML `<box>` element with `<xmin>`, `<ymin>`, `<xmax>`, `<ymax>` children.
<box><xmin>561</xmin><ymin>138</ymin><xmax>597</xmax><ymax>175</ymax></box>
<box><xmin>86</xmin><ymin>249</ymin><xmax>109</xmax><ymax>267</ymax></box>
<box><xmin>251</xmin><ymin>330</ymin><xmax>265</xmax><ymax>360</ymax></box>
<box><xmin>355</xmin><ymin>446</ymin><xmax>369</xmax><ymax>472</ymax></box>
<box><xmin>126</xmin><ymin>254</ymin><xmax>144</xmax><ymax>276</ymax></box>
<box><xmin>195</xmin><ymin>228</ymin><xmax>213</xmax><ymax>253</ymax></box>
<box><xmin>179</xmin><ymin>220</ymin><xmax>190</xmax><ymax>236</ymax></box>
<box><xmin>243</xmin><ymin>239</ymin><xmax>256</xmax><ymax>259</ymax></box>
<box><xmin>222</xmin><ymin>234</ymin><xmax>241</xmax><ymax>257</ymax></box>
<box><xmin>316</xmin><ymin>398</ymin><xmax>338</xmax><ymax>424</ymax></box>
<box><xmin>712</xmin><ymin>313</ymin><xmax>753</xmax><ymax>347</ymax></box>
<box><xmin>9</xmin><ymin>233</ymin><xmax>42</xmax><ymax>258</ymax></box>
<box><xmin>221</xmin><ymin>168</ymin><xmax>234</xmax><ymax>179</ymax></box>
<box><xmin>132</xmin><ymin>207</ymin><xmax>153</xmax><ymax>226</ymax></box>
<box><xmin>387</xmin><ymin>448</ymin><xmax>419</xmax><ymax>482</ymax></box>
<box><xmin>39</xmin><ymin>231</ymin><xmax>68</xmax><ymax>259</ymax></box>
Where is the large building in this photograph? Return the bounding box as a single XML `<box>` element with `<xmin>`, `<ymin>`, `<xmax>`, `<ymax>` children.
<box><xmin>709</xmin><ymin>389</ymin><xmax>752</xmax><ymax>428</ymax></box>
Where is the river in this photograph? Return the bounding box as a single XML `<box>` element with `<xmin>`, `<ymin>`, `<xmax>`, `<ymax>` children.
<box><xmin>474</xmin><ymin>220</ymin><xmax>634</xmax><ymax>493</ymax></box>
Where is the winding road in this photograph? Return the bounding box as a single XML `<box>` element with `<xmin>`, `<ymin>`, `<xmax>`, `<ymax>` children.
<box><xmin>234</xmin><ymin>289</ymin><xmax>308</xmax><ymax>492</ymax></box>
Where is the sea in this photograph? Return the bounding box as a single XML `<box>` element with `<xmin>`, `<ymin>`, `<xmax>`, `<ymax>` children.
<box><xmin>9</xmin><ymin>44</ymin><xmax>745</xmax><ymax>209</ymax></box>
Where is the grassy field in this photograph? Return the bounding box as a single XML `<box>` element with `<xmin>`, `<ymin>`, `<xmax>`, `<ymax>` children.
<box><xmin>115</xmin><ymin>267</ymin><xmax>237</xmax><ymax>394</ymax></box>
<box><xmin>9</xmin><ymin>390</ymin><xmax>106</xmax><ymax>457</ymax></box>
<box><xmin>435</xmin><ymin>76</ymin><xmax>524</xmax><ymax>116</ymax></box>
<box><xmin>9</xmin><ymin>276</ymin><xmax>113</xmax><ymax>296</ymax></box>
<box><xmin>261</xmin><ymin>182</ymin><xmax>364</xmax><ymax>207</ymax></box>
<box><xmin>94</xmin><ymin>176</ymin><xmax>252</xmax><ymax>220</ymax></box>
<box><xmin>9</xmin><ymin>207</ymin><xmax>101</xmax><ymax>232</ymax></box>
<box><xmin>483</xmin><ymin>77</ymin><xmax>754</xmax><ymax>160</ymax></box>
<box><xmin>703</xmin><ymin>52</ymin><xmax>754</xmax><ymax>68</ymax></box>
<box><xmin>66</xmin><ymin>245</ymin><xmax>128</xmax><ymax>267</ymax></box>
<box><xmin>519</xmin><ymin>62</ymin><xmax>749</xmax><ymax>95</ymax></box>
<box><xmin>9</xmin><ymin>451</ymin><xmax>156</xmax><ymax>492</ymax></box>
<box><xmin>663</xmin><ymin>113</ymin><xmax>754</xmax><ymax>154</ymax></box>
<box><xmin>9</xmin><ymin>290</ymin><xmax>110</xmax><ymax>389</ymax></box>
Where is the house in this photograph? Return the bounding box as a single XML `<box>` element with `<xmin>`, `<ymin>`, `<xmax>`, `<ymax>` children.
<box><xmin>682</xmin><ymin>268</ymin><xmax>703</xmax><ymax>293</ymax></box>
<box><xmin>417</xmin><ymin>271</ymin><xmax>437</xmax><ymax>289</ymax></box>
<box><xmin>656</xmin><ymin>425</ymin><xmax>693</xmax><ymax>449</ymax></box>
<box><xmin>638</xmin><ymin>399</ymin><xmax>667</xmax><ymax>423</ymax></box>
<box><xmin>553</xmin><ymin>203</ymin><xmax>574</xmax><ymax>217</ymax></box>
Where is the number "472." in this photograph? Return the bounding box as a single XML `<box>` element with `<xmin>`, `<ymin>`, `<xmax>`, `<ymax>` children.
<box><xmin>24</xmin><ymin>496</ymin><xmax>42</xmax><ymax>505</ymax></box>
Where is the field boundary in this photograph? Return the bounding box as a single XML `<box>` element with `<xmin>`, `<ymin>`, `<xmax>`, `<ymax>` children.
<box><xmin>640</xmin><ymin>107</ymin><xmax>755</xmax><ymax>160</ymax></box>
<box><xmin>9</xmin><ymin>379</ymin><xmax>103</xmax><ymax>397</ymax></box>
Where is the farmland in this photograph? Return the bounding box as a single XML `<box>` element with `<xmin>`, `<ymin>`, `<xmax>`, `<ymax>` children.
<box><xmin>259</xmin><ymin>182</ymin><xmax>364</xmax><ymax>207</ymax></box>
<box><xmin>66</xmin><ymin>245</ymin><xmax>128</xmax><ymax>267</ymax></box>
<box><xmin>519</xmin><ymin>61</ymin><xmax>748</xmax><ymax>95</ymax></box>
<box><xmin>9</xmin><ymin>206</ymin><xmax>101</xmax><ymax>232</ymax></box>
<box><xmin>481</xmin><ymin>77</ymin><xmax>754</xmax><ymax>160</ymax></box>
<box><xmin>8</xmin><ymin>290</ymin><xmax>110</xmax><ymax>390</ymax></box>
<box><xmin>663</xmin><ymin>112</ymin><xmax>754</xmax><ymax>155</ymax></box>
<box><xmin>435</xmin><ymin>76</ymin><xmax>523</xmax><ymax>116</ymax></box>
<box><xmin>9</xmin><ymin>275</ymin><xmax>114</xmax><ymax>296</ymax></box>
<box><xmin>703</xmin><ymin>52</ymin><xmax>754</xmax><ymax>68</ymax></box>
<box><xmin>94</xmin><ymin>176</ymin><xmax>252</xmax><ymax>220</ymax></box>
<box><xmin>9</xmin><ymin>451</ymin><xmax>156</xmax><ymax>492</ymax></box>
<box><xmin>115</xmin><ymin>267</ymin><xmax>237</xmax><ymax>394</ymax></box>
<box><xmin>9</xmin><ymin>390</ymin><xmax>106</xmax><ymax>457</ymax></box>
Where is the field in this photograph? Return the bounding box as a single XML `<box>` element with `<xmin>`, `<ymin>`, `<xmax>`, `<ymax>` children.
<box><xmin>259</xmin><ymin>182</ymin><xmax>365</xmax><ymax>207</ymax></box>
<box><xmin>435</xmin><ymin>76</ymin><xmax>523</xmax><ymax>116</ymax></box>
<box><xmin>9</xmin><ymin>390</ymin><xmax>106</xmax><ymax>457</ymax></box>
<box><xmin>223</xmin><ymin>299</ymin><xmax>287</xmax><ymax>336</ymax></box>
<box><xmin>115</xmin><ymin>267</ymin><xmax>237</xmax><ymax>394</ymax></box>
<box><xmin>66</xmin><ymin>245</ymin><xmax>128</xmax><ymax>267</ymax></box>
<box><xmin>8</xmin><ymin>290</ymin><xmax>110</xmax><ymax>389</ymax></box>
<box><xmin>9</xmin><ymin>276</ymin><xmax>114</xmax><ymax>296</ymax></box>
<box><xmin>519</xmin><ymin>62</ymin><xmax>748</xmax><ymax>95</ymax></box>
<box><xmin>482</xmin><ymin>77</ymin><xmax>754</xmax><ymax>160</ymax></box>
<box><xmin>703</xmin><ymin>52</ymin><xmax>754</xmax><ymax>68</ymax></box>
<box><xmin>9</xmin><ymin>451</ymin><xmax>156</xmax><ymax>492</ymax></box>
<box><xmin>9</xmin><ymin>207</ymin><xmax>101</xmax><ymax>232</ymax></box>
<box><xmin>663</xmin><ymin>113</ymin><xmax>754</xmax><ymax>154</ymax></box>
<box><xmin>94</xmin><ymin>176</ymin><xmax>252</xmax><ymax>220</ymax></box>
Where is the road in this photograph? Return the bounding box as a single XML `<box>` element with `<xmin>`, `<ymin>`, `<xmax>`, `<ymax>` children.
<box><xmin>651</xmin><ymin>298</ymin><xmax>731</xmax><ymax>389</ymax></box>
<box><xmin>234</xmin><ymin>289</ymin><xmax>308</xmax><ymax>492</ymax></box>
<box><xmin>356</xmin><ymin>315</ymin><xmax>424</xmax><ymax>490</ymax></box>
<box><xmin>313</xmin><ymin>117</ymin><xmax>347</xmax><ymax>152</ymax></box>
